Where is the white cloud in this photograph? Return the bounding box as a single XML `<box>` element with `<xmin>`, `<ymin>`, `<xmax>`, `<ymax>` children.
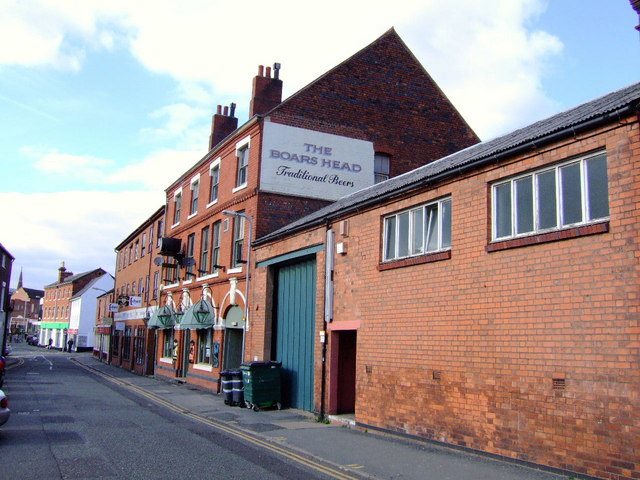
<box><xmin>0</xmin><ymin>0</ymin><xmax>562</xmax><ymax>139</ymax></box>
<box><xmin>140</xmin><ymin>103</ymin><xmax>211</xmax><ymax>149</ymax></box>
<box><xmin>1</xmin><ymin>189</ymin><xmax>163</xmax><ymax>289</ymax></box>
<box><xmin>23</xmin><ymin>147</ymin><xmax>114</xmax><ymax>181</ymax></box>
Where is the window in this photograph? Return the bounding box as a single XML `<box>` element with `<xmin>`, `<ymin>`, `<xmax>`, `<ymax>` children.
<box><xmin>374</xmin><ymin>153</ymin><xmax>390</xmax><ymax>183</ymax></box>
<box><xmin>149</xmin><ymin>226</ymin><xmax>154</xmax><ymax>251</ymax></box>
<box><xmin>492</xmin><ymin>152</ymin><xmax>609</xmax><ymax>241</ymax></box>
<box><xmin>232</xmin><ymin>213</ymin><xmax>245</xmax><ymax>269</ymax></box>
<box><xmin>211</xmin><ymin>221</ymin><xmax>221</xmax><ymax>274</ymax></box>
<box><xmin>138</xmin><ymin>277</ymin><xmax>143</xmax><ymax>295</ymax></box>
<box><xmin>128</xmin><ymin>245</ymin><xmax>133</xmax><ymax>265</ymax></box>
<box><xmin>197</xmin><ymin>329</ymin><xmax>212</xmax><ymax>364</ymax></box>
<box><xmin>141</xmin><ymin>233</ymin><xmax>146</xmax><ymax>257</ymax></box>
<box><xmin>162</xmin><ymin>329</ymin><xmax>174</xmax><ymax>358</ymax></box>
<box><xmin>131</xmin><ymin>281</ymin><xmax>136</xmax><ymax>297</ymax></box>
<box><xmin>173</xmin><ymin>190</ymin><xmax>182</xmax><ymax>225</ymax></box>
<box><xmin>122</xmin><ymin>327</ymin><xmax>132</xmax><ymax>361</ymax></box>
<box><xmin>209</xmin><ymin>161</ymin><xmax>220</xmax><ymax>204</ymax></box>
<box><xmin>200</xmin><ymin>226</ymin><xmax>210</xmax><ymax>276</ymax></box>
<box><xmin>134</xmin><ymin>327</ymin><xmax>145</xmax><ymax>365</ymax></box>
<box><xmin>144</xmin><ymin>276</ymin><xmax>150</xmax><ymax>302</ymax></box>
<box><xmin>190</xmin><ymin>176</ymin><xmax>200</xmax><ymax>216</ymax></box>
<box><xmin>157</xmin><ymin>220</ymin><xmax>163</xmax><ymax>246</ymax></box>
<box><xmin>383</xmin><ymin>198</ymin><xmax>452</xmax><ymax>262</ymax></box>
<box><xmin>112</xmin><ymin>330</ymin><xmax>120</xmax><ymax>357</ymax></box>
<box><xmin>186</xmin><ymin>233</ymin><xmax>196</xmax><ymax>278</ymax></box>
<box><xmin>152</xmin><ymin>272</ymin><xmax>159</xmax><ymax>299</ymax></box>
<box><xmin>135</xmin><ymin>241</ymin><xmax>139</xmax><ymax>261</ymax></box>
<box><xmin>236</xmin><ymin>144</ymin><xmax>249</xmax><ymax>187</ymax></box>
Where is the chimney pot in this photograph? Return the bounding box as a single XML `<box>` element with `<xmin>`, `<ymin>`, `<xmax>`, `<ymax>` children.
<box><xmin>258</xmin><ymin>65</ymin><xmax>264</xmax><ymax>76</ymax></box>
<box><xmin>223</xmin><ymin>106</ymin><xmax>229</xmax><ymax>116</ymax></box>
<box><xmin>230</xmin><ymin>103</ymin><xmax>236</xmax><ymax>117</ymax></box>
<box><xmin>216</xmin><ymin>105</ymin><xmax>222</xmax><ymax>114</ymax></box>
<box><xmin>265</xmin><ymin>66</ymin><xmax>272</xmax><ymax>78</ymax></box>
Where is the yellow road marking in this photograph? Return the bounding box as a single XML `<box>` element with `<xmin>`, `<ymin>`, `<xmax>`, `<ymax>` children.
<box><xmin>71</xmin><ymin>359</ymin><xmax>362</xmax><ymax>480</ymax></box>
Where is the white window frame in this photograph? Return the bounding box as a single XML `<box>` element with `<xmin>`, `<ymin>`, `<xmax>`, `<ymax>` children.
<box><xmin>172</xmin><ymin>188</ymin><xmax>183</xmax><ymax>228</ymax></box>
<box><xmin>383</xmin><ymin>197</ymin><xmax>452</xmax><ymax>262</ymax></box>
<box><xmin>491</xmin><ymin>151</ymin><xmax>609</xmax><ymax>242</ymax></box>
<box><xmin>188</xmin><ymin>174</ymin><xmax>200</xmax><ymax>218</ymax></box>
<box><xmin>233</xmin><ymin>136</ymin><xmax>251</xmax><ymax>193</ymax></box>
<box><xmin>207</xmin><ymin>158</ymin><xmax>221</xmax><ymax>207</ymax></box>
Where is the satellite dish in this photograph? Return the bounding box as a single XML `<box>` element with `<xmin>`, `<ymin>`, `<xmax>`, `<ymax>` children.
<box><xmin>153</xmin><ymin>257</ymin><xmax>163</xmax><ymax>266</ymax></box>
<box><xmin>183</xmin><ymin>257</ymin><xmax>196</xmax><ymax>267</ymax></box>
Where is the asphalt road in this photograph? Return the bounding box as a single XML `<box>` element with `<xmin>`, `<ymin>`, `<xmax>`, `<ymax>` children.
<box><xmin>0</xmin><ymin>345</ymin><xmax>333</xmax><ymax>480</ymax></box>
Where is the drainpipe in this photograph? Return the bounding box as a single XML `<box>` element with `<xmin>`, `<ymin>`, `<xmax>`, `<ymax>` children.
<box><xmin>320</xmin><ymin>226</ymin><xmax>335</xmax><ymax>419</ymax></box>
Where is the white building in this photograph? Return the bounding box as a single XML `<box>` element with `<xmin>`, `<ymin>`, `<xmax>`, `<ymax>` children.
<box><xmin>68</xmin><ymin>275</ymin><xmax>114</xmax><ymax>351</ymax></box>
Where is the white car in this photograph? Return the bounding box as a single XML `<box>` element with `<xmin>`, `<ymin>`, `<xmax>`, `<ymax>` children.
<box><xmin>0</xmin><ymin>389</ymin><xmax>9</xmax><ymax>427</ymax></box>
<box><xmin>3</xmin><ymin>344</ymin><xmax>10</xmax><ymax>356</ymax></box>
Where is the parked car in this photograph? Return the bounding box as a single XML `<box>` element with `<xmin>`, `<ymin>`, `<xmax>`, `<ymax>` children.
<box><xmin>0</xmin><ymin>389</ymin><xmax>9</xmax><ymax>427</ymax></box>
<box><xmin>3</xmin><ymin>344</ymin><xmax>10</xmax><ymax>356</ymax></box>
<box><xmin>27</xmin><ymin>335</ymin><xmax>38</xmax><ymax>346</ymax></box>
<box><xmin>0</xmin><ymin>356</ymin><xmax>5</xmax><ymax>388</ymax></box>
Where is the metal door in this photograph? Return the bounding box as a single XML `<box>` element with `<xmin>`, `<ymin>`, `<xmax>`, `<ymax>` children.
<box><xmin>274</xmin><ymin>258</ymin><xmax>316</xmax><ymax>411</ymax></box>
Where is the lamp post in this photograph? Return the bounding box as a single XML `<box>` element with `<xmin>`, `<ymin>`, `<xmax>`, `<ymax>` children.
<box><xmin>222</xmin><ymin>210</ymin><xmax>252</xmax><ymax>364</ymax></box>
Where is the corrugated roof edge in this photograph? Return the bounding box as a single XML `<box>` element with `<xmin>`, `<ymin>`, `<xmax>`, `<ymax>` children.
<box><xmin>255</xmin><ymin>81</ymin><xmax>640</xmax><ymax>246</ymax></box>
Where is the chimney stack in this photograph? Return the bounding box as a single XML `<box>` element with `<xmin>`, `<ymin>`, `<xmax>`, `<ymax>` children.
<box><xmin>209</xmin><ymin>102</ymin><xmax>238</xmax><ymax>150</ymax></box>
<box><xmin>57</xmin><ymin>261</ymin><xmax>73</xmax><ymax>283</ymax></box>
<box><xmin>249</xmin><ymin>62</ymin><xmax>283</xmax><ymax>117</ymax></box>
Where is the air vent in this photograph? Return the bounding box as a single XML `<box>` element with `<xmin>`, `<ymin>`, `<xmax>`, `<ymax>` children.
<box><xmin>432</xmin><ymin>371</ymin><xmax>442</xmax><ymax>381</ymax></box>
<box><xmin>552</xmin><ymin>378</ymin><xmax>566</xmax><ymax>390</ymax></box>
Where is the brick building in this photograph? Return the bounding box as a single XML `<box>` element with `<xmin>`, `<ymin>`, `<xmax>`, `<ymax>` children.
<box><xmin>251</xmin><ymin>83</ymin><xmax>640</xmax><ymax>479</ymax></box>
<box><xmin>93</xmin><ymin>288</ymin><xmax>114</xmax><ymax>362</ymax></box>
<box><xmin>0</xmin><ymin>243</ymin><xmax>14</xmax><ymax>356</ymax></box>
<box><xmin>150</xmin><ymin>28</ymin><xmax>478</xmax><ymax>391</ymax></box>
<box><xmin>111</xmin><ymin>206</ymin><xmax>164</xmax><ymax>375</ymax></box>
<box><xmin>9</xmin><ymin>270</ymin><xmax>43</xmax><ymax>336</ymax></box>
<box><xmin>41</xmin><ymin>263</ymin><xmax>109</xmax><ymax>349</ymax></box>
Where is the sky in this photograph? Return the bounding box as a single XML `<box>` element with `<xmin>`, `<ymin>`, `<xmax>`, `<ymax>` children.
<box><xmin>1</xmin><ymin>0</ymin><xmax>639</xmax><ymax>291</ymax></box>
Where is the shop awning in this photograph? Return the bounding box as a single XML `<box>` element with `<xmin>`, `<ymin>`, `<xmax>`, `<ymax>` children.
<box><xmin>175</xmin><ymin>299</ymin><xmax>216</xmax><ymax>330</ymax></box>
<box><xmin>148</xmin><ymin>305</ymin><xmax>177</xmax><ymax>329</ymax></box>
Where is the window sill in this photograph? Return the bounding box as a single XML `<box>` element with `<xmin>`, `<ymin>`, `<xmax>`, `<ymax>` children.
<box><xmin>232</xmin><ymin>184</ymin><xmax>247</xmax><ymax>194</ymax></box>
<box><xmin>187</xmin><ymin>212</ymin><xmax>197</xmax><ymax>220</ymax></box>
<box><xmin>197</xmin><ymin>273</ymin><xmax>219</xmax><ymax>281</ymax></box>
<box><xmin>487</xmin><ymin>221</ymin><xmax>609</xmax><ymax>253</ymax></box>
<box><xmin>378</xmin><ymin>250</ymin><xmax>451</xmax><ymax>271</ymax></box>
<box><xmin>159</xmin><ymin>357</ymin><xmax>173</xmax><ymax>365</ymax></box>
<box><xmin>193</xmin><ymin>363</ymin><xmax>213</xmax><ymax>372</ymax></box>
<box><xmin>206</xmin><ymin>200</ymin><xmax>218</xmax><ymax>209</ymax></box>
<box><xmin>171</xmin><ymin>222</ymin><xmax>180</xmax><ymax>229</ymax></box>
<box><xmin>227</xmin><ymin>267</ymin><xmax>243</xmax><ymax>274</ymax></box>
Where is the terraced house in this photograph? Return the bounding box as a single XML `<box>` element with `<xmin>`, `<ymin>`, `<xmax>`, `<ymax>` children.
<box><xmin>147</xmin><ymin>29</ymin><xmax>479</xmax><ymax>392</ymax></box>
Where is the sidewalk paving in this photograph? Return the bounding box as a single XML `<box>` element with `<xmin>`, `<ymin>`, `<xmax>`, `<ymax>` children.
<box><xmin>12</xmin><ymin>348</ymin><xmax>572</xmax><ymax>480</ymax></box>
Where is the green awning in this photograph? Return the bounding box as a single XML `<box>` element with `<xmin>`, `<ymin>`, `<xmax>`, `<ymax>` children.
<box><xmin>41</xmin><ymin>322</ymin><xmax>70</xmax><ymax>329</ymax></box>
<box><xmin>175</xmin><ymin>300</ymin><xmax>216</xmax><ymax>330</ymax></box>
<box><xmin>148</xmin><ymin>305</ymin><xmax>177</xmax><ymax>329</ymax></box>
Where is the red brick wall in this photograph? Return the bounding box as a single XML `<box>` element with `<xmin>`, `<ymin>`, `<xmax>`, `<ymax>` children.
<box><xmin>252</xmin><ymin>117</ymin><xmax>640</xmax><ymax>479</ymax></box>
<box><xmin>270</xmin><ymin>29</ymin><xmax>479</xmax><ymax>176</ymax></box>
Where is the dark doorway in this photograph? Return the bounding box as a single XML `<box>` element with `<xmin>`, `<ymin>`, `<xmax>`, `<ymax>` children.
<box><xmin>223</xmin><ymin>328</ymin><xmax>243</xmax><ymax>369</ymax></box>
<box><xmin>336</xmin><ymin>330</ymin><xmax>357</xmax><ymax>414</ymax></box>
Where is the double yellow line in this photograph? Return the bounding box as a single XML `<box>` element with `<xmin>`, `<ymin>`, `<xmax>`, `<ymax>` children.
<box><xmin>71</xmin><ymin>359</ymin><xmax>363</xmax><ymax>480</ymax></box>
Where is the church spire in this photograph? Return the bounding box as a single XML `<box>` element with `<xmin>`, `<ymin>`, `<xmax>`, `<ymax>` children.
<box><xmin>17</xmin><ymin>268</ymin><xmax>23</xmax><ymax>289</ymax></box>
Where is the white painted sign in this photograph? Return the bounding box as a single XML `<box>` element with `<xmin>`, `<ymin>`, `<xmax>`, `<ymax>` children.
<box><xmin>114</xmin><ymin>306</ymin><xmax>155</xmax><ymax>322</ymax></box>
<box><xmin>260</xmin><ymin>121</ymin><xmax>374</xmax><ymax>200</ymax></box>
<box><xmin>129</xmin><ymin>296</ymin><xmax>142</xmax><ymax>307</ymax></box>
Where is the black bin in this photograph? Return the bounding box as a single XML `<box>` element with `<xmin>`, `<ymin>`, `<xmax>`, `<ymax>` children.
<box><xmin>220</xmin><ymin>370</ymin><xmax>234</xmax><ymax>405</ymax></box>
<box><xmin>231</xmin><ymin>369</ymin><xmax>244</xmax><ymax>406</ymax></box>
<box><xmin>241</xmin><ymin>361</ymin><xmax>282</xmax><ymax>411</ymax></box>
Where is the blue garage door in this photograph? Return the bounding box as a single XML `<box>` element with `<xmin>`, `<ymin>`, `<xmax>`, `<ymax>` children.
<box><xmin>275</xmin><ymin>258</ymin><xmax>316</xmax><ymax>411</ymax></box>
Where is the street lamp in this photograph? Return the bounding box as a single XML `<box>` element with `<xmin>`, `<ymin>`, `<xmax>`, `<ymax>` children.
<box><xmin>222</xmin><ymin>210</ymin><xmax>252</xmax><ymax>363</ymax></box>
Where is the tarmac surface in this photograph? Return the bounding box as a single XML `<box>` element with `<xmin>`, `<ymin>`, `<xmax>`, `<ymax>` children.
<box><xmin>4</xmin><ymin>348</ymin><xmax>575</xmax><ymax>480</ymax></box>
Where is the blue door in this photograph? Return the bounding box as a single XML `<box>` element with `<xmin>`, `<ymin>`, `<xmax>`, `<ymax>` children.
<box><xmin>275</xmin><ymin>258</ymin><xmax>316</xmax><ymax>411</ymax></box>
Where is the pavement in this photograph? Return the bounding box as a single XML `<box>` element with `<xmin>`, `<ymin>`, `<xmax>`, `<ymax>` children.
<box><xmin>4</xmin><ymin>346</ymin><xmax>574</xmax><ymax>480</ymax></box>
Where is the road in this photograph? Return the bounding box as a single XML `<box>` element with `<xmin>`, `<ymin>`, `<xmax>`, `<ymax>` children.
<box><xmin>0</xmin><ymin>344</ymin><xmax>335</xmax><ymax>480</ymax></box>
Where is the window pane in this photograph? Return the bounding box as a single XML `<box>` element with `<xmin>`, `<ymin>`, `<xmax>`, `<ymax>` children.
<box><xmin>384</xmin><ymin>217</ymin><xmax>396</xmax><ymax>260</ymax></box>
<box><xmin>411</xmin><ymin>208</ymin><xmax>424</xmax><ymax>255</ymax></box>
<box><xmin>515</xmin><ymin>176</ymin><xmax>533</xmax><ymax>234</ymax></box>
<box><xmin>536</xmin><ymin>170</ymin><xmax>557</xmax><ymax>230</ymax></box>
<box><xmin>586</xmin><ymin>155</ymin><xmax>609</xmax><ymax>220</ymax></box>
<box><xmin>441</xmin><ymin>199</ymin><xmax>451</xmax><ymax>248</ymax></box>
<box><xmin>397</xmin><ymin>213</ymin><xmax>410</xmax><ymax>258</ymax></box>
<box><xmin>425</xmin><ymin>204</ymin><xmax>439</xmax><ymax>251</ymax></box>
<box><xmin>494</xmin><ymin>182</ymin><xmax>512</xmax><ymax>238</ymax></box>
<box><xmin>560</xmin><ymin>163</ymin><xmax>582</xmax><ymax>225</ymax></box>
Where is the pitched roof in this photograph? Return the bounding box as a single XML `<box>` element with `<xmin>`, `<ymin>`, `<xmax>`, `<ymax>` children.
<box><xmin>23</xmin><ymin>287</ymin><xmax>44</xmax><ymax>299</ymax></box>
<box><xmin>45</xmin><ymin>268</ymin><xmax>108</xmax><ymax>288</ymax></box>
<box><xmin>71</xmin><ymin>274</ymin><xmax>115</xmax><ymax>300</ymax></box>
<box><xmin>256</xmin><ymin>81</ymin><xmax>640</xmax><ymax>245</ymax></box>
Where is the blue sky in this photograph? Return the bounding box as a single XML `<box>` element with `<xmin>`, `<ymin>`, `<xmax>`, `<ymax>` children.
<box><xmin>1</xmin><ymin>0</ymin><xmax>639</xmax><ymax>290</ymax></box>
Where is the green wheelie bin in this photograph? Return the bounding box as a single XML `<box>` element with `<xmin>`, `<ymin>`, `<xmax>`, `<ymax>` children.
<box><xmin>241</xmin><ymin>361</ymin><xmax>282</xmax><ymax>411</ymax></box>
